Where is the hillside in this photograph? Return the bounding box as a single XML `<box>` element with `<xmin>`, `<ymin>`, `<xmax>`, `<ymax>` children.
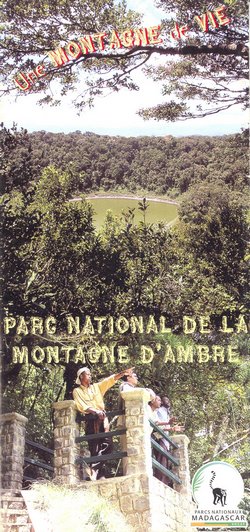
<box><xmin>4</xmin><ymin>128</ymin><xmax>248</xmax><ymax>197</ymax></box>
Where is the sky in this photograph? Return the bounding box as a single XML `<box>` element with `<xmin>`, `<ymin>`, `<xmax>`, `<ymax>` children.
<box><xmin>1</xmin><ymin>0</ymin><xmax>247</xmax><ymax>137</ymax></box>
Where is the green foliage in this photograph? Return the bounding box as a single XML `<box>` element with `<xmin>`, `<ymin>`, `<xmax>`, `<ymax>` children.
<box><xmin>3</xmin><ymin>365</ymin><xmax>65</xmax><ymax>445</ymax></box>
<box><xmin>2</xmin><ymin>125</ymin><xmax>249</xmax><ymax>484</ymax></box>
<box><xmin>1</xmin><ymin>0</ymin><xmax>140</xmax><ymax>105</ymax></box>
<box><xmin>1</xmin><ymin>0</ymin><xmax>248</xmax><ymax>119</ymax></box>
<box><xmin>3</xmin><ymin>129</ymin><xmax>249</xmax><ymax>197</ymax></box>
<box><xmin>172</xmin><ymin>182</ymin><xmax>249</xmax><ymax>314</ymax></box>
<box><xmin>139</xmin><ymin>0</ymin><xmax>248</xmax><ymax>120</ymax></box>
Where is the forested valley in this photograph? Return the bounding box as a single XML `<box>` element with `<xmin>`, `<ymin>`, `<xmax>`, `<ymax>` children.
<box><xmin>1</xmin><ymin>125</ymin><xmax>249</xmax><ymax>487</ymax></box>
<box><xmin>5</xmin><ymin>128</ymin><xmax>248</xmax><ymax>196</ymax></box>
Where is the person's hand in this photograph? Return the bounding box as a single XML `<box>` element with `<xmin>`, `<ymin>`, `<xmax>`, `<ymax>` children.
<box><xmin>157</xmin><ymin>422</ymin><xmax>171</xmax><ymax>429</ymax></box>
<box><xmin>97</xmin><ymin>410</ymin><xmax>105</xmax><ymax>420</ymax></box>
<box><xmin>114</xmin><ymin>367</ymin><xmax>135</xmax><ymax>382</ymax></box>
<box><xmin>121</xmin><ymin>367</ymin><xmax>135</xmax><ymax>377</ymax></box>
<box><xmin>173</xmin><ymin>424</ymin><xmax>185</xmax><ymax>432</ymax></box>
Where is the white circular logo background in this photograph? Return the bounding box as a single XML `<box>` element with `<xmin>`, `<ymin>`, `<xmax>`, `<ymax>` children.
<box><xmin>192</xmin><ymin>461</ymin><xmax>244</xmax><ymax>509</ymax></box>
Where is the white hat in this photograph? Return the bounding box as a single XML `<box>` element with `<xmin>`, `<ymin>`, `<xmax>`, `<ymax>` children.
<box><xmin>75</xmin><ymin>367</ymin><xmax>90</xmax><ymax>385</ymax></box>
<box><xmin>146</xmin><ymin>388</ymin><xmax>156</xmax><ymax>401</ymax></box>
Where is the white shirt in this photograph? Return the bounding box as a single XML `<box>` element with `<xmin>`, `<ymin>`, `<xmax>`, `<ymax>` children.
<box><xmin>119</xmin><ymin>382</ymin><xmax>135</xmax><ymax>393</ymax></box>
<box><xmin>156</xmin><ymin>406</ymin><xmax>170</xmax><ymax>449</ymax></box>
<box><xmin>157</xmin><ymin>406</ymin><xmax>170</xmax><ymax>423</ymax></box>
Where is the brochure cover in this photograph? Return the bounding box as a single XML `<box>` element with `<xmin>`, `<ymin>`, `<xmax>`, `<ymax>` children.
<box><xmin>1</xmin><ymin>0</ymin><xmax>249</xmax><ymax>530</ymax></box>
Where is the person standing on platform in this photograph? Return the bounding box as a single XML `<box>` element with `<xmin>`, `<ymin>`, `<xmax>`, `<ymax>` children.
<box><xmin>73</xmin><ymin>366</ymin><xmax>134</xmax><ymax>480</ymax></box>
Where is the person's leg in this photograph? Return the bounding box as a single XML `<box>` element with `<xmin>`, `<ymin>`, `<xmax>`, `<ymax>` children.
<box><xmin>154</xmin><ymin>449</ymin><xmax>163</xmax><ymax>481</ymax></box>
<box><xmin>96</xmin><ymin>421</ymin><xmax>113</xmax><ymax>479</ymax></box>
<box><xmin>85</xmin><ymin>417</ymin><xmax>101</xmax><ymax>479</ymax></box>
<box><xmin>153</xmin><ymin>439</ymin><xmax>171</xmax><ymax>484</ymax></box>
<box><xmin>85</xmin><ymin>417</ymin><xmax>113</xmax><ymax>479</ymax></box>
<box><xmin>160</xmin><ymin>440</ymin><xmax>173</xmax><ymax>486</ymax></box>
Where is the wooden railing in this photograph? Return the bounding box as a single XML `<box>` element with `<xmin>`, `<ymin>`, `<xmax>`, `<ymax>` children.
<box><xmin>150</xmin><ymin>419</ymin><xmax>181</xmax><ymax>485</ymax></box>
<box><xmin>22</xmin><ymin>410</ymin><xmax>181</xmax><ymax>485</ymax></box>
<box><xmin>75</xmin><ymin>409</ymin><xmax>127</xmax><ymax>474</ymax></box>
<box><xmin>23</xmin><ymin>439</ymin><xmax>54</xmax><ymax>485</ymax></box>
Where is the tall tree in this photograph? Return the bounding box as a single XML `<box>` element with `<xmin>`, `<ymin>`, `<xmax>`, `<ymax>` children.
<box><xmin>139</xmin><ymin>0</ymin><xmax>248</xmax><ymax>121</ymax></box>
<box><xmin>1</xmin><ymin>0</ymin><xmax>248</xmax><ymax>118</ymax></box>
<box><xmin>171</xmin><ymin>181</ymin><xmax>249</xmax><ymax>315</ymax></box>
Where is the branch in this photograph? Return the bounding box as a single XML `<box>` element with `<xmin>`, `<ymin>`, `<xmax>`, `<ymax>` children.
<box><xmin>203</xmin><ymin>429</ymin><xmax>250</xmax><ymax>463</ymax></box>
<box><xmin>45</xmin><ymin>42</ymin><xmax>249</xmax><ymax>74</ymax></box>
<box><xmin>180</xmin><ymin>81</ymin><xmax>245</xmax><ymax>94</ymax></box>
<box><xmin>212</xmin><ymin>430</ymin><xmax>250</xmax><ymax>459</ymax></box>
<box><xmin>190</xmin><ymin>100</ymin><xmax>244</xmax><ymax>118</ymax></box>
<box><xmin>212</xmin><ymin>415</ymin><xmax>229</xmax><ymax>457</ymax></box>
<box><xmin>3</xmin><ymin>40</ymin><xmax>248</xmax><ymax>81</ymax></box>
<box><xmin>139</xmin><ymin>98</ymin><xmax>244</xmax><ymax>122</ymax></box>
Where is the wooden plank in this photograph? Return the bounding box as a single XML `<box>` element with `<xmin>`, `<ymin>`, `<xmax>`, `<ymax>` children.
<box><xmin>149</xmin><ymin>420</ymin><xmax>179</xmax><ymax>448</ymax></box>
<box><xmin>151</xmin><ymin>438</ymin><xmax>180</xmax><ymax>466</ymax></box>
<box><xmin>152</xmin><ymin>458</ymin><xmax>181</xmax><ymax>484</ymax></box>
<box><xmin>75</xmin><ymin>451</ymin><xmax>127</xmax><ymax>465</ymax></box>
<box><xmin>25</xmin><ymin>439</ymin><xmax>54</xmax><ymax>455</ymax></box>
<box><xmin>24</xmin><ymin>457</ymin><xmax>54</xmax><ymax>472</ymax></box>
<box><xmin>76</xmin><ymin>409</ymin><xmax>125</xmax><ymax>422</ymax></box>
<box><xmin>105</xmin><ymin>409</ymin><xmax>125</xmax><ymax>417</ymax></box>
<box><xmin>76</xmin><ymin>428</ymin><xmax>126</xmax><ymax>443</ymax></box>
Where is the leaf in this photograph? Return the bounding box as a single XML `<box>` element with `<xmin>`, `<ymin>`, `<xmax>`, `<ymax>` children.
<box><xmin>192</xmin><ymin>470</ymin><xmax>205</xmax><ymax>493</ymax></box>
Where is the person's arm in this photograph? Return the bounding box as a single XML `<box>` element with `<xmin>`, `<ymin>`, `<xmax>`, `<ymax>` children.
<box><xmin>169</xmin><ymin>416</ymin><xmax>177</xmax><ymax>424</ymax></box>
<box><xmin>99</xmin><ymin>368</ymin><xmax>135</xmax><ymax>395</ymax></box>
<box><xmin>169</xmin><ymin>425</ymin><xmax>185</xmax><ymax>432</ymax></box>
<box><xmin>73</xmin><ymin>387</ymin><xmax>89</xmax><ymax>414</ymax></box>
<box><xmin>73</xmin><ymin>388</ymin><xmax>104</xmax><ymax>418</ymax></box>
<box><xmin>156</xmin><ymin>421</ymin><xmax>172</xmax><ymax>430</ymax></box>
<box><xmin>89</xmin><ymin>408</ymin><xmax>106</xmax><ymax>420</ymax></box>
<box><xmin>114</xmin><ymin>367</ymin><xmax>135</xmax><ymax>381</ymax></box>
<box><xmin>155</xmin><ymin>421</ymin><xmax>185</xmax><ymax>432</ymax></box>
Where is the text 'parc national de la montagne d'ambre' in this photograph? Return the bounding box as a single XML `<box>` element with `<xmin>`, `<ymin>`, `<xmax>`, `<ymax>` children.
<box><xmin>4</xmin><ymin>314</ymin><xmax>248</xmax><ymax>366</ymax></box>
<box><xmin>13</xmin><ymin>4</ymin><xmax>231</xmax><ymax>91</ymax></box>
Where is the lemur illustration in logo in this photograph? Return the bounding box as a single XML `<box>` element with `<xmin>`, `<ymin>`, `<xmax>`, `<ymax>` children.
<box><xmin>210</xmin><ymin>471</ymin><xmax>227</xmax><ymax>506</ymax></box>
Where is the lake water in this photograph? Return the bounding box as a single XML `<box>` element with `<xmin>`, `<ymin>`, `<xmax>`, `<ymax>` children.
<box><xmin>86</xmin><ymin>197</ymin><xmax>178</xmax><ymax>229</ymax></box>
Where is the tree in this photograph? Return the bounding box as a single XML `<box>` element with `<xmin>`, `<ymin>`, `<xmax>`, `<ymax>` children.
<box><xmin>0</xmin><ymin>0</ymin><xmax>248</xmax><ymax>119</ymax></box>
<box><xmin>1</xmin><ymin>125</ymin><xmax>40</xmax><ymax>315</ymax></box>
<box><xmin>18</xmin><ymin>165</ymin><xmax>102</xmax><ymax>317</ymax></box>
<box><xmin>171</xmin><ymin>181</ymin><xmax>249</xmax><ymax>315</ymax></box>
<box><xmin>0</xmin><ymin>0</ymin><xmax>141</xmax><ymax>106</ymax></box>
<box><xmin>138</xmin><ymin>0</ymin><xmax>249</xmax><ymax>121</ymax></box>
<box><xmin>178</xmin><ymin>182</ymin><xmax>248</xmax><ymax>284</ymax></box>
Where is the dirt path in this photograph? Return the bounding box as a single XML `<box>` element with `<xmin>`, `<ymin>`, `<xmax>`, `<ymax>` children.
<box><xmin>70</xmin><ymin>194</ymin><xmax>179</xmax><ymax>205</ymax></box>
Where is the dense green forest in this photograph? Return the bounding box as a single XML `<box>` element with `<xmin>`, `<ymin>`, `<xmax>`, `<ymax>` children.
<box><xmin>1</xmin><ymin>125</ymin><xmax>249</xmax><ymax>487</ymax></box>
<box><xmin>4</xmin><ymin>128</ymin><xmax>249</xmax><ymax>197</ymax></box>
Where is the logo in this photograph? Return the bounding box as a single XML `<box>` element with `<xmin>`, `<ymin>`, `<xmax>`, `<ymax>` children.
<box><xmin>191</xmin><ymin>461</ymin><xmax>248</xmax><ymax>528</ymax></box>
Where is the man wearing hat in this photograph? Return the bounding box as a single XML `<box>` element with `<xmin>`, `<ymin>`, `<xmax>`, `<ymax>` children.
<box><xmin>73</xmin><ymin>366</ymin><xmax>134</xmax><ymax>480</ymax></box>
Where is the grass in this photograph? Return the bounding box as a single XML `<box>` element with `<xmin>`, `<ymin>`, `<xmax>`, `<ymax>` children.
<box><xmin>31</xmin><ymin>481</ymin><xmax>132</xmax><ymax>532</ymax></box>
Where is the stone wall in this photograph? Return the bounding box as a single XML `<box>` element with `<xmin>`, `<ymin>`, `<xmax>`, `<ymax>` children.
<box><xmin>149</xmin><ymin>476</ymin><xmax>194</xmax><ymax>532</ymax></box>
<box><xmin>65</xmin><ymin>473</ymin><xmax>194</xmax><ymax>532</ymax></box>
<box><xmin>0</xmin><ymin>491</ymin><xmax>33</xmax><ymax>532</ymax></box>
<box><xmin>120</xmin><ymin>388</ymin><xmax>153</xmax><ymax>477</ymax></box>
<box><xmin>52</xmin><ymin>389</ymin><xmax>196</xmax><ymax>531</ymax></box>
<box><xmin>0</xmin><ymin>389</ymin><xmax>196</xmax><ymax>531</ymax></box>
<box><xmin>0</xmin><ymin>413</ymin><xmax>28</xmax><ymax>490</ymax></box>
<box><xmin>53</xmin><ymin>400</ymin><xmax>81</xmax><ymax>485</ymax></box>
